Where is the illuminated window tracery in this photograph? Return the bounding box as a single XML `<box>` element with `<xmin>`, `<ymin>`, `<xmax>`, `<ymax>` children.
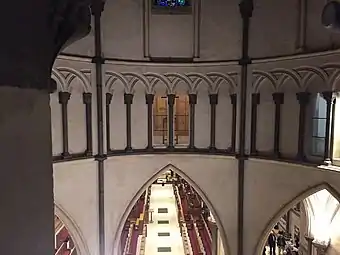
<box><xmin>153</xmin><ymin>0</ymin><xmax>189</xmax><ymax>7</ymax></box>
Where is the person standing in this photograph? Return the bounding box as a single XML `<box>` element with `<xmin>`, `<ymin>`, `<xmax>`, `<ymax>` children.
<box><xmin>268</xmin><ymin>231</ymin><xmax>277</xmax><ymax>255</ymax></box>
<box><xmin>277</xmin><ymin>231</ymin><xmax>286</xmax><ymax>255</ymax></box>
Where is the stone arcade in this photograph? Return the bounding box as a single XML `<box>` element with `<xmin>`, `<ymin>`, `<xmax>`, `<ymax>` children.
<box><xmin>3</xmin><ymin>0</ymin><xmax>340</xmax><ymax>255</ymax></box>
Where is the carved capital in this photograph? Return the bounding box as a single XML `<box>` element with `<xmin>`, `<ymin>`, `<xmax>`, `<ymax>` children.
<box><xmin>58</xmin><ymin>92</ymin><xmax>71</xmax><ymax>104</ymax></box>
<box><xmin>322</xmin><ymin>91</ymin><xmax>334</xmax><ymax>103</ymax></box>
<box><xmin>145</xmin><ymin>94</ymin><xmax>155</xmax><ymax>105</ymax></box>
<box><xmin>272</xmin><ymin>93</ymin><xmax>284</xmax><ymax>105</ymax></box>
<box><xmin>230</xmin><ymin>93</ymin><xmax>237</xmax><ymax>105</ymax></box>
<box><xmin>189</xmin><ymin>94</ymin><xmax>197</xmax><ymax>105</ymax></box>
<box><xmin>124</xmin><ymin>93</ymin><xmax>134</xmax><ymax>105</ymax></box>
<box><xmin>167</xmin><ymin>94</ymin><xmax>176</xmax><ymax>106</ymax></box>
<box><xmin>83</xmin><ymin>92</ymin><xmax>92</xmax><ymax>104</ymax></box>
<box><xmin>239</xmin><ymin>0</ymin><xmax>254</xmax><ymax>19</ymax></box>
<box><xmin>296</xmin><ymin>92</ymin><xmax>310</xmax><ymax>105</ymax></box>
<box><xmin>106</xmin><ymin>93</ymin><xmax>113</xmax><ymax>106</ymax></box>
<box><xmin>209</xmin><ymin>94</ymin><xmax>218</xmax><ymax>105</ymax></box>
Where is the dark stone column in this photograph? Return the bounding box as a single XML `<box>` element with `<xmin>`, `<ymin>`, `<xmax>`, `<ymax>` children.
<box><xmin>59</xmin><ymin>91</ymin><xmax>71</xmax><ymax>158</ymax></box>
<box><xmin>296</xmin><ymin>92</ymin><xmax>310</xmax><ymax>161</ymax></box>
<box><xmin>322</xmin><ymin>91</ymin><xmax>335</xmax><ymax>164</ymax></box>
<box><xmin>0</xmin><ymin>1</ymin><xmax>91</xmax><ymax>254</ymax></box>
<box><xmin>304</xmin><ymin>236</ymin><xmax>314</xmax><ymax>255</ymax></box>
<box><xmin>230</xmin><ymin>94</ymin><xmax>237</xmax><ymax>153</ymax></box>
<box><xmin>105</xmin><ymin>93</ymin><xmax>113</xmax><ymax>151</ymax></box>
<box><xmin>83</xmin><ymin>93</ymin><xmax>93</xmax><ymax>156</ymax></box>
<box><xmin>188</xmin><ymin>94</ymin><xmax>197</xmax><ymax>150</ymax></box>
<box><xmin>209</xmin><ymin>94</ymin><xmax>218</xmax><ymax>151</ymax></box>
<box><xmin>145</xmin><ymin>94</ymin><xmax>154</xmax><ymax>151</ymax></box>
<box><xmin>167</xmin><ymin>94</ymin><xmax>176</xmax><ymax>149</ymax></box>
<box><xmin>124</xmin><ymin>93</ymin><xmax>134</xmax><ymax>151</ymax></box>
<box><xmin>272</xmin><ymin>93</ymin><xmax>284</xmax><ymax>158</ymax></box>
<box><xmin>238</xmin><ymin>2</ymin><xmax>253</xmax><ymax>255</ymax></box>
<box><xmin>250</xmin><ymin>93</ymin><xmax>260</xmax><ymax>155</ymax></box>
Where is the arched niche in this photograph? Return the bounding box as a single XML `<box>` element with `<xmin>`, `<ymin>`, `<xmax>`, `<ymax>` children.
<box><xmin>254</xmin><ymin>183</ymin><xmax>340</xmax><ymax>255</ymax></box>
<box><xmin>111</xmin><ymin>163</ymin><xmax>230</xmax><ymax>255</ymax></box>
<box><xmin>55</xmin><ymin>203</ymin><xmax>91</xmax><ymax>255</ymax></box>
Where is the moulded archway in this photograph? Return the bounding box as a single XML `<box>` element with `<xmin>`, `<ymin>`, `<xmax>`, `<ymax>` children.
<box><xmin>111</xmin><ymin>163</ymin><xmax>230</xmax><ymax>255</ymax></box>
<box><xmin>254</xmin><ymin>183</ymin><xmax>340</xmax><ymax>255</ymax></box>
<box><xmin>55</xmin><ymin>203</ymin><xmax>91</xmax><ymax>255</ymax></box>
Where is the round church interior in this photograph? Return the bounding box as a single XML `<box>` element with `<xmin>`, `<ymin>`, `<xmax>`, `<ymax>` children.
<box><xmin>5</xmin><ymin>1</ymin><xmax>340</xmax><ymax>255</ymax></box>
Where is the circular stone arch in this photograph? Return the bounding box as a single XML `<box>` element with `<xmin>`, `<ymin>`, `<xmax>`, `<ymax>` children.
<box><xmin>254</xmin><ymin>182</ymin><xmax>340</xmax><ymax>255</ymax></box>
<box><xmin>111</xmin><ymin>163</ymin><xmax>231</xmax><ymax>255</ymax></box>
<box><xmin>55</xmin><ymin>203</ymin><xmax>91</xmax><ymax>255</ymax></box>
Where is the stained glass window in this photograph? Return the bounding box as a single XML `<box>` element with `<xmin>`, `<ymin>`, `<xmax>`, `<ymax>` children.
<box><xmin>153</xmin><ymin>0</ymin><xmax>189</xmax><ymax>7</ymax></box>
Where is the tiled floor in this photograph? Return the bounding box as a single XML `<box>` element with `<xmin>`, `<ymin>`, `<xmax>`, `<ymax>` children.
<box><xmin>145</xmin><ymin>184</ymin><xmax>185</xmax><ymax>255</ymax></box>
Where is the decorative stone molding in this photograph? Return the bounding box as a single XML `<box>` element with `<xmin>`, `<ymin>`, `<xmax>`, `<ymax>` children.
<box><xmin>104</xmin><ymin>71</ymin><xmax>238</xmax><ymax>95</ymax></box>
<box><xmin>253</xmin><ymin>64</ymin><xmax>340</xmax><ymax>93</ymax></box>
<box><xmin>51</xmin><ymin>67</ymin><xmax>91</xmax><ymax>92</ymax></box>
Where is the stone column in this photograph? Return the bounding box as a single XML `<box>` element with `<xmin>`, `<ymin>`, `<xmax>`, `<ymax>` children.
<box><xmin>305</xmin><ymin>236</ymin><xmax>314</xmax><ymax>255</ymax></box>
<box><xmin>145</xmin><ymin>94</ymin><xmax>155</xmax><ymax>151</ymax></box>
<box><xmin>322</xmin><ymin>91</ymin><xmax>336</xmax><ymax>165</ymax></box>
<box><xmin>0</xmin><ymin>88</ymin><xmax>55</xmax><ymax>254</ymax></box>
<box><xmin>188</xmin><ymin>94</ymin><xmax>197</xmax><ymax>150</ymax></box>
<box><xmin>167</xmin><ymin>94</ymin><xmax>176</xmax><ymax>149</ymax></box>
<box><xmin>272</xmin><ymin>92</ymin><xmax>284</xmax><ymax>158</ymax></box>
<box><xmin>250</xmin><ymin>93</ymin><xmax>260</xmax><ymax>155</ymax></box>
<box><xmin>59</xmin><ymin>91</ymin><xmax>71</xmax><ymax>158</ymax></box>
<box><xmin>230</xmin><ymin>93</ymin><xmax>237</xmax><ymax>153</ymax></box>
<box><xmin>124</xmin><ymin>93</ymin><xmax>134</xmax><ymax>151</ymax></box>
<box><xmin>296</xmin><ymin>92</ymin><xmax>310</xmax><ymax>161</ymax></box>
<box><xmin>0</xmin><ymin>1</ymin><xmax>91</xmax><ymax>254</ymax></box>
<box><xmin>209</xmin><ymin>94</ymin><xmax>218</xmax><ymax>151</ymax></box>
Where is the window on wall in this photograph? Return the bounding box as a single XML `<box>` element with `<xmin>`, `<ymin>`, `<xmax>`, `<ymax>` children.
<box><xmin>153</xmin><ymin>0</ymin><xmax>189</xmax><ymax>7</ymax></box>
<box><xmin>174</xmin><ymin>95</ymin><xmax>189</xmax><ymax>145</ymax></box>
<box><xmin>311</xmin><ymin>93</ymin><xmax>327</xmax><ymax>156</ymax></box>
<box><xmin>152</xmin><ymin>0</ymin><xmax>191</xmax><ymax>14</ymax></box>
<box><xmin>153</xmin><ymin>95</ymin><xmax>189</xmax><ymax>146</ymax></box>
<box><xmin>153</xmin><ymin>96</ymin><xmax>168</xmax><ymax>145</ymax></box>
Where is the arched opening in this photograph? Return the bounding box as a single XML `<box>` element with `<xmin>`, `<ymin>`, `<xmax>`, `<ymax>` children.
<box><xmin>256</xmin><ymin>184</ymin><xmax>340</xmax><ymax>255</ymax></box>
<box><xmin>54</xmin><ymin>204</ymin><xmax>91</xmax><ymax>255</ymax></box>
<box><xmin>54</xmin><ymin>215</ymin><xmax>77</xmax><ymax>255</ymax></box>
<box><xmin>115</xmin><ymin>165</ymin><xmax>228</xmax><ymax>255</ymax></box>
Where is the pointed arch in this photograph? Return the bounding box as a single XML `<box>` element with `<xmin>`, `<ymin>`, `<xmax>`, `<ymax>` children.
<box><xmin>252</xmin><ymin>71</ymin><xmax>277</xmax><ymax>92</ymax></box>
<box><xmin>51</xmin><ymin>68</ymin><xmax>67</xmax><ymax>91</ymax></box>
<box><xmin>125</xmin><ymin>72</ymin><xmax>151</xmax><ymax>94</ymax></box>
<box><xmin>57</xmin><ymin>67</ymin><xmax>91</xmax><ymax>93</ymax></box>
<box><xmin>145</xmin><ymin>72</ymin><xmax>172</xmax><ymax>93</ymax></box>
<box><xmin>55</xmin><ymin>203</ymin><xmax>91</xmax><ymax>255</ymax></box>
<box><xmin>111</xmin><ymin>163</ymin><xmax>231</xmax><ymax>255</ymax></box>
<box><xmin>165</xmin><ymin>73</ymin><xmax>192</xmax><ymax>93</ymax></box>
<box><xmin>187</xmin><ymin>73</ymin><xmax>214</xmax><ymax>93</ymax></box>
<box><xmin>105</xmin><ymin>71</ymin><xmax>129</xmax><ymax>93</ymax></box>
<box><xmin>254</xmin><ymin>182</ymin><xmax>340</xmax><ymax>255</ymax></box>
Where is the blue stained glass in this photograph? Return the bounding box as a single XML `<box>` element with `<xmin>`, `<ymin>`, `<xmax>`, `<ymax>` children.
<box><xmin>155</xmin><ymin>0</ymin><xmax>188</xmax><ymax>7</ymax></box>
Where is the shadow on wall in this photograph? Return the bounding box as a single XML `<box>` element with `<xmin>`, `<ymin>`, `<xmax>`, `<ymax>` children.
<box><xmin>256</xmin><ymin>183</ymin><xmax>340</xmax><ymax>255</ymax></box>
<box><xmin>112</xmin><ymin>164</ymin><xmax>229</xmax><ymax>255</ymax></box>
<box><xmin>55</xmin><ymin>203</ymin><xmax>91</xmax><ymax>255</ymax></box>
